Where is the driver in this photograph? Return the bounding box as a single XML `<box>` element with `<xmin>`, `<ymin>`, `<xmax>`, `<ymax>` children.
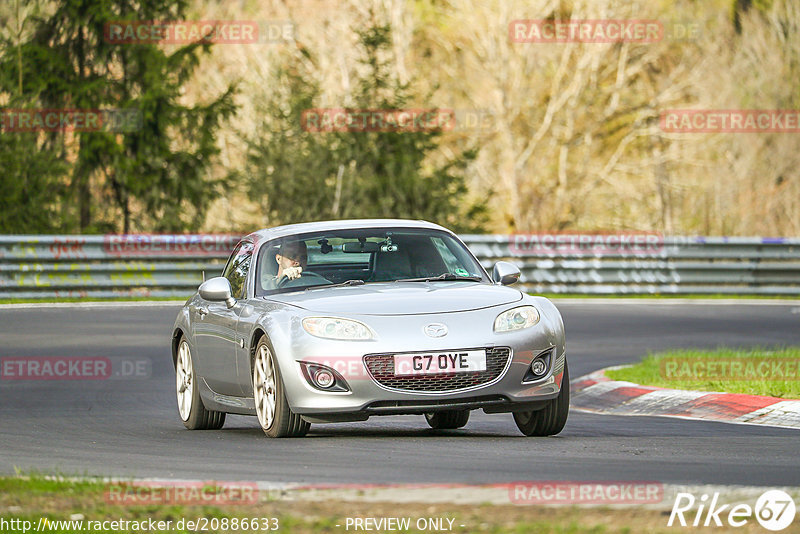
<box><xmin>263</xmin><ymin>240</ymin><xmax>308</xmax><ymax>289</ymax></box>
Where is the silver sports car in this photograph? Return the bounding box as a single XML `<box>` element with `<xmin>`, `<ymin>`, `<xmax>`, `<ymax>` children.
<box><xmin>171</xmin><ymin>219</ymin><xmax>568</xmax><ymax>437</ymax></box>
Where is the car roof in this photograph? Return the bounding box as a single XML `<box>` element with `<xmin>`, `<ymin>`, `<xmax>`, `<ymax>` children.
<box><xmin>245</xmin><ymin>219</ymin><xmax>451</xmax><ymax>243</ymax></box>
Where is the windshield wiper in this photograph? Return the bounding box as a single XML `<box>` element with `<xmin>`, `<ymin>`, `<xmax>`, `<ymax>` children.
<box><xmin>261</xmin><ymin>279</ymin><xmax>367</xmax><ymax>296</ymax></box>
<box><xmin>304</xmin><ymin>279</ymin><xmax>366</xmax><ymax>290</ymax></box>
<box><xmin>396</xmin><ymin>273</ymin><xmax>483</xmax><ymax>282</ymax></box>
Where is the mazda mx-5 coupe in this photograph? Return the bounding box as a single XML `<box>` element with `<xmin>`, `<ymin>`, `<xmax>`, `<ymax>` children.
<box><xmin>171</xmin><ymin>219</ymin><xmax>568</xmax><ymax>437</ymax></box>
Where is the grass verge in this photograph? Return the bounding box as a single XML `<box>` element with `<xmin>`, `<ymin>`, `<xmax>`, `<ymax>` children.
<box><xmin>0</xmin><ymin>473</ymin><xmax>745</xmax><ymax>534</ymax></box>
<box><xmin>0</xmin><ymin>297</ymin><xmax>188</xmax><ymax>305</ymax></box>
<box><xmin>539</xmin><ymin>293</ymin><xmax>800</xmax><ymax>300</ymax></box>
<box><xmin>605</xmin><ymin>347</ymin><xmax>800</xmax><ymax>398</ymax></box>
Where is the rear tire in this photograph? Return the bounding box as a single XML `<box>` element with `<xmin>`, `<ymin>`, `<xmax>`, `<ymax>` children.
<box><xmin>425</xmin><ymin>410</ymin><xmax>470</xmax><ymax>430</ymax></box>
<box><xmin>175</xmin><ymin>338</ymin><xmax>226</xmax><ymax>430</ymax></box>
<box><xmin>513</xmin><ymin>359</ymin><xmax>569</xmax><ymax>436</ymax></box>
<box><xmin>253</xmin><ymin>337</ymin><xmax>310</xmax><ymax>438</ymax></box>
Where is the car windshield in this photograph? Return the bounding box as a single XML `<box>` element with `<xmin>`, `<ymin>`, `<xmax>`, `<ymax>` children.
<box><xmin>254</xmin><ymin>228</ymin><xmax>489</xmax><ymax>296</ymax></box>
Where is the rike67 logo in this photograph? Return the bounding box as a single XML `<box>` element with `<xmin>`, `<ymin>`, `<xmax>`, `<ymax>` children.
<box><xmin>668</xmin><ymin>490</ymin><xmax>796</xmax><ymax>531</ymax></box>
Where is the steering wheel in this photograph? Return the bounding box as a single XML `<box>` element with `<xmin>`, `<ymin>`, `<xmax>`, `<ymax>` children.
<box><xmin>276</xmin><ymin>271</ymin><xmax>330</xmax><ymax>288</ymax></box>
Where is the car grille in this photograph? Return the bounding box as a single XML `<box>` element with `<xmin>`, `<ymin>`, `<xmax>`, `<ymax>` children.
<box><xmin>363</xmin><ymin>347</ymin><xmax>511</xmax><ymax>393</ymax></box>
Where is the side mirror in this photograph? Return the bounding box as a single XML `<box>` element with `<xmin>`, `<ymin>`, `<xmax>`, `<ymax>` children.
<box><xmin>492</xmin><ymin>261</ymin><xmax>521</xmax><ymax>286</ymax></box>
<box><xmin>199</xmin><ymin>277</ymin><xmax>236</xmax><ymax>308</ymax></box>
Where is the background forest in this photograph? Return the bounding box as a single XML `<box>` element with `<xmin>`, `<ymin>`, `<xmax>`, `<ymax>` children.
<box><xmin>0</xmin><ymin>0</ymin><xmax>798</xmax><ymax>236</ymax></box>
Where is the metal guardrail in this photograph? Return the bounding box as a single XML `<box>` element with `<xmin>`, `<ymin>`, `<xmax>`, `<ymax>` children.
<box><xmin>0</xmin><ymin>235</ymin><xmax>236</xmax><ymax>299</ymax></box>
<box><xmin>466</xmin><ymin>235</ymin><xmax>800</xmax><ymax>295</ymax></box>
<box><xmin>1</xmin><ymin>234</ymin><xmax>799</xmax><ymax>298</ymax></box>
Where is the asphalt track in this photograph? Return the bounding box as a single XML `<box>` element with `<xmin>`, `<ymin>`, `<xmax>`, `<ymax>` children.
<box><xmin>0</xmin><ymin>301</ymin><xmax>799</xmax><ymax>486</ymax></box>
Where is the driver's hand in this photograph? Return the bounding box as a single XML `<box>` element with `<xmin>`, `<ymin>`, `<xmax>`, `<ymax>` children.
<box><xmin>284</xmin><ymin>266</ymin><xmax>303</xmax><ymax>280</ymax></box>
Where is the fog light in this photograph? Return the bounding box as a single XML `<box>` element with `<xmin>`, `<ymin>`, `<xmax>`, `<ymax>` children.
<box><xmin>530</xmin><ymin>358</ymin><xmax>547</xmax><ymax>376</ymax></box>
<box><xmin>313</xmin><ymin>369</ymin><xmax>335</xmax><ymax>388</ymax></box>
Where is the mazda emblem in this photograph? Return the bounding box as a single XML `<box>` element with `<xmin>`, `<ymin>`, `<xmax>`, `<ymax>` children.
<box><xmin>423</xmin><ymin>323</ymin><xmax>448</xmax><ymax>337</ymax></box>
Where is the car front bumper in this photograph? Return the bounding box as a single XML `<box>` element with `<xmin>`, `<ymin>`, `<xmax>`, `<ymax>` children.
<box><xmin>271</xmin><ymin>298</ymin><xmax>567</xmax><ymax>419</ymax></box>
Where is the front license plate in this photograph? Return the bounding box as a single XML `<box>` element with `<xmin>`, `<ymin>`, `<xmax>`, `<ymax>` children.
<box><xmin>393</xmin><ymin>350</ymin><xmax>487</xmax><ymax>376</ymax></box>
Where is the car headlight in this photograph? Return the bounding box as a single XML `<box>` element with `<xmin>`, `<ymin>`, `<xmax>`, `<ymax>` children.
<box><xmin>302</xmin><ymin>317</ymin><xmax>374</xmax><ymax>340</ymax></box>
<box><xmin>494</xmin><ymin>306</ymin><xmax>540</xmax><ymax>333</ymax></box>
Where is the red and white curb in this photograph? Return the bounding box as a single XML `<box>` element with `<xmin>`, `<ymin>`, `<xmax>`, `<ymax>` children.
<box><xmin>571</xmin><ymin>367</ymin><xmax>800</xmax><ymax>429</ymax></box>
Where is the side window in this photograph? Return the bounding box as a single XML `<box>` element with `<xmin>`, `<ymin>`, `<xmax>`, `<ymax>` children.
<box><xmin>222</xmin><ymin>241</ymin><xmax>254</xmax><ymax>299</ymax></box>
<box><xmin>431</xmin><ymin>236</ymin><xmax>484</xmax><ymax>277</ymax></box>
<box><xmin>432</xmin><ymin>237</ymin><xmax>461</xmax><ymax>272</ymax></box>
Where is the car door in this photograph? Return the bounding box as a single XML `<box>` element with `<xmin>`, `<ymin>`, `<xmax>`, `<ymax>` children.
<box><xmin>194</xmin><ymin>241</ymin><xmax>254</xmax><ymax>397</ymax></box>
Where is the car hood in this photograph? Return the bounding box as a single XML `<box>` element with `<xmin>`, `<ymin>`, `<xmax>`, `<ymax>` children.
<box><xmin>264</xmin><ymin>282</ymin><xmax>523</xmax><ymax>315</ymax></box>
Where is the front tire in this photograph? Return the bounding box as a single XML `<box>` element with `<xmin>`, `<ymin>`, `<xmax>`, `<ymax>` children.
<box><xmin>513</xmin><ymin>359</ymin><xmax>569</xmax><ymax>436</ymax></box>
<box><xmin>175</xmin><ymin>338</ymin><xmax>226</xmax><ymax>430</ymax></box>
<box><xmin>425</xmin><ymin>410</ymin><xmax>470</xmax><ymax>430</ymax></box>
<box><xmin>253</xmin><ymin>337</ymin><xmax>310</xmax><ymax>438</ymax></box>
